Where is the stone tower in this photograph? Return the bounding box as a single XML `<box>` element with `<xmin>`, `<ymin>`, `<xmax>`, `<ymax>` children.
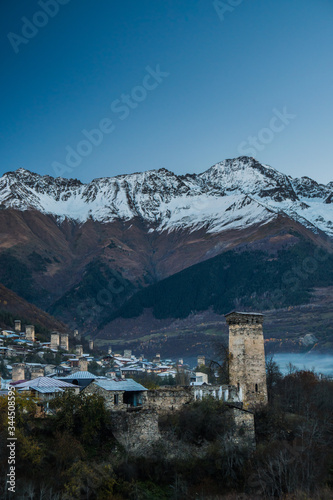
<box><xmin>225</xmin><ymin>311</ymin><xmax>267</xmax><ymax>407</ymax></box>
<box><xmin>14</xmin><ymin>320</ymin><xmax>21</xmax><ymax>333</ymax></box>
<box><xmin>25</xmin><ymin>325</ymin><xmax>35</xmax><ymax>342</ymax></box>
<box><xmin>79</xmin><ymin>357</ymin><xmax>88</xmax><ymax>371</ymax></box>
<box><xmin>12</xmin><ymin>363</ymin><xmax>26</xmax><ymax>382</ymax></box>
<box><xmin>74</xmin><ymin>329</ymin><xmax>81</xmax><ymax>341</ymax></box>
<box><xmin>197</xmin><ymin>355</ymin><xmax>205</xmax><ymax>367</ymax></box>
<box><xmin>75</xmin><ymin>345</ymin><xmax>83</xmax><ymax>357</ymax></box>
<box><xmin>50</xmin><ymin>332</ymin><xmax>60</xmax><ymax>350</ymax></box>
<box><xmin>60</xmin><ymin>334</ymin><xmax>69</xmax><ymax>351</ymax></box>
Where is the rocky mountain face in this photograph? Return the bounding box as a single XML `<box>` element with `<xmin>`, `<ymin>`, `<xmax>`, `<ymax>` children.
<box><xmin>0</xmin><ymin>156</ymin><xmax>332</xmax><ymax>235</ymax></box>
<box><xmin>0</xmin><ymin>157</ymin><xmax>332</xmax><ymax>334</ymax></box>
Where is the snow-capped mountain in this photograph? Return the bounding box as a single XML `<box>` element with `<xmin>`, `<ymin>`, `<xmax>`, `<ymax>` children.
<box><xmin>0</xmin><ymin>157</ymin><xmax>332</xmax><ymax>237</ymax></box>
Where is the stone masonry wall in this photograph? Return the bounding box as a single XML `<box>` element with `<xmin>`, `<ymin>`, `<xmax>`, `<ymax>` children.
<box><xmin>227</xmin><ymin>313</ymin><xmax>267</xmax><ymax>407</ymax></box>
<box><xmin>110</xmin><ymin>410</ymin><xmax>160</xmax><ymax>454</ymax></box>
<box><xmin>145</xmin><ymin>386</ymin><xmax>194</xmax><ymax>413</ymax></box>
<box><xmin>82</xmin><ymin>383</ymin><xmax>127</xmax><ymax>411</ymax></box>
<box><xmin>230</xmin><ymin>407</ymin><xmax>256</xmax><ymax>450</ymax></box>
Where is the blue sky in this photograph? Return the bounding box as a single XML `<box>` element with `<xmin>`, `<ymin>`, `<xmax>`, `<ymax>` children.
<box><xmin>1</xmin><ymin>0</ymin><xmax>332</xmax><ymax>183</ymax></box>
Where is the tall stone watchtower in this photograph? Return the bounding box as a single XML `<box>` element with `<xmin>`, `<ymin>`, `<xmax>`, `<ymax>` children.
<box><xmin>25</xmin><ymin>325</ymin><xmax>35</xmax><ymax>342</ymax></box>
<box><xmin>50</xmin><ymin>332</ymin><xmax>60</xmax><ymax>350</ymax></box>
<box><xmin>225</xmin><ymin>311</ymin><xmax>267</xmax><ymax>407</ymax></box>
<box><xmin>60</xmin><ymin>334</ymin><xmax>69</xmax><ymax>351</ymax></box>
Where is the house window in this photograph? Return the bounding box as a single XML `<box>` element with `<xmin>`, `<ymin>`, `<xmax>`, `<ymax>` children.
<box><xmin>237</xmin><ymin>382</ymin><xmax>240</xmax><ymax>392</ymax></box>
<box><xmin>255</xmin><ymin>383</ymin><xmax>258</xmax><ymax>393</ymax></box>
<box><xmin>114</xmin><ymin>394</ymin><xmax>119</xmax><ymax>405</ymax></box>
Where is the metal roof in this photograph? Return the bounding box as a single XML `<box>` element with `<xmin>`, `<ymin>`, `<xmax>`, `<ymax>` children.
<box><xmin>13</xmin><ymin>377</ymin><xmax>77</xmax><ymax>389</ymax></box>
<box><xmin>57</xmin><ymin>371</ymin><xmax>104</xmax><ymax>380</ymax></box>
<box><xmin>121</xmin><ymin>366</ymin><xmax>145</xmax><ymax>372</ymax></box>
<box><xmin>29</xmin><ymin>386</ymin><xmax>64</xmax><ymax>394</ymax></box>
<box><xmin>94</xmin><ymin>378</ymin><xmax>147</xmax><ymax>392</ymax></box>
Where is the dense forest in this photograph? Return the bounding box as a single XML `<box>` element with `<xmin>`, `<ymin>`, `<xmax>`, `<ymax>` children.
<box><xmin>49</xmin><ymin>259</ymin><xmax>134</xmax><ymax>328</ymax></box>
<box><xmin>104</xmin><ymin>239</ymin><xmax>333</xmax><ymax>324</ymax></box>
<box><xmin>0</xmin><ymin>361</ymin><xmax>332</xmax><ymax>499</ymax></box>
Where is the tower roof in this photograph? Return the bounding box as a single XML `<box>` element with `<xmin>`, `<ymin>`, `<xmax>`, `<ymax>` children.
<box><xmin>225</xmin><ymin>311</ymin><xmax>264</xmax><ymax>324</ymax></box>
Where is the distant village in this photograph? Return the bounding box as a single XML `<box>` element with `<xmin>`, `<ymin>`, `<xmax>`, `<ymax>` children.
<box><xmin>0</xmin><ymin>313</ymin><xmax>270</xmax><ymax>451</ymax></box>
<box><xmin>0</xmin><ymin>320</ymin><xmax>221</xmax><ymax>407</ymax></box>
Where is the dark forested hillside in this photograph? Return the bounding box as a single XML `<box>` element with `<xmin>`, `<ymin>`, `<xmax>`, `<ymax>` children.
<box><xmin>104</xmin><ymin>238</ymin><xmax>333</xmax><ymax>325</ymax></box>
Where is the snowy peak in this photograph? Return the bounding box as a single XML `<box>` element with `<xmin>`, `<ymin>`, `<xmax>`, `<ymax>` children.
<box><xmin>0</xmin><ymin>158</ymin><xmax>332</xmax><ymax>237</ymax></box>
<box><xmin>200</xmin><ymin>157</ymin><xmax>298</xmax><ymax>202</ymax></box>
<box><xmin>291</xmin><ymin>176</ymin><xmax>330</xmax><ymax>200</ymax></box>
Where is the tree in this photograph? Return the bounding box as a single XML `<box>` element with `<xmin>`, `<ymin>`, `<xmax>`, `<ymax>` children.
<box><xmin>208</xmin><ymin>341</ymin><xmax>230</xmax><ymax>384</ymax></box>
<box><xmin>49</xmin><ymin>391</ymin><xmax>110</xmax><ymax>446</ymax></box>
<box><xmin>266</xmin><ymin>356</ymin><xmax>282</xmax><ymax>402</ymax></box>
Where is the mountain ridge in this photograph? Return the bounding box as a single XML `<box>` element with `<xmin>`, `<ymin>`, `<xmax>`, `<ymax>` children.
<box><xmin>1</xmin><ymin>157</ymin><xmax>332</xmax><ymax>237</ymax></box>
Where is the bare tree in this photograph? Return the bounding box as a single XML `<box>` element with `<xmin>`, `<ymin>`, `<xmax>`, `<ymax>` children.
<box><xmin>208</xmin><ymin>340</ymin><xmax>230</xmax><ymax>384</ymax></box>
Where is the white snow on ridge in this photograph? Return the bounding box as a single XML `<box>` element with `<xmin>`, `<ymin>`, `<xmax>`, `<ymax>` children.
<box><xmin>0</xmin><ymin>157</ymin><xmax>332</xmax><ymax>237</ymax></box>
<box><xmin>157</xmin><ymin>194</ymin><xmax>277</xmax><ymax>233</ymax></box>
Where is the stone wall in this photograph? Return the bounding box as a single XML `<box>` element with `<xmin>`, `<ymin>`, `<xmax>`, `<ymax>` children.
<box><xmin>30</xmin><ymin>367</ymin><xmax>45</xmax><ymax>380</ymax></box>
<box><xmin>230</xmin><ymin>407</ymin><xmax>256</xmax><ymax>450</ymax></box>
<box><xmin>109</xmin><ymin>404</ymin><xmax>255</xmax><ymax>457</ymax></box>
<box><xmin>110</xmin><ymin>410</ymin><xmax>160</xmax><ymax>454</ymax></box>
<box><xmin>146</xmin><ymin>385</ymin><xmax>235</xmax><ymax>414</ymax></box>
<box><xmin>145</xmin><ymin>386</ymin><xmax>194</xmax><ymax>414</ymax></box>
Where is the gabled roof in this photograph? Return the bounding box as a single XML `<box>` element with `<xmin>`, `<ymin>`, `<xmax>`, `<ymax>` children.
<box><xmin>57</xmin><ymin>371</ymin><xmax>103</xmax><ymax>380</ymax></box>
<box><xmin>93</xmin><ymin>378</ymin><xmax>147</xmax><ymax>392</ymax></box>
<box><xmin>30</xmin><ymin>386</ymin><xmax>64</xmax><ymax>394</ymax></box>
<box><xmin>12</xmin><ymin>377</ymin><xmax>77</xmax><ymax>389</ymax></box>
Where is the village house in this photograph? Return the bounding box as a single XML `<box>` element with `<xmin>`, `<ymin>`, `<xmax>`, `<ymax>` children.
<box><xmin>83</xmin><ymin>378</ymin><xmax>147</xmax><ymax>411</ymax></box>
<box><xmin>10</xmin><ymin>376</ymin><xmax>79</xmax><ymax>401</ymax></box>
<box><xmin>190</xmin><ymin>371</ymin><xmax>209</xmax><ymax>385</ymax></box>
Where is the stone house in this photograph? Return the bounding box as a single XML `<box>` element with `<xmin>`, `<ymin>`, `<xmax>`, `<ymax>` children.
<box><xmin>83</xmin><ymin>378</ymin><xmax>147</xmax><ymax>411</ymax></box>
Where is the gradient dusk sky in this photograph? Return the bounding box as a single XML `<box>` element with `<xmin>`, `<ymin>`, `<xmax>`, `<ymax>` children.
<box><xmin>1</xmin><ymin>0</ymin><xmax>332</xmax><ymax>183</ymax></box>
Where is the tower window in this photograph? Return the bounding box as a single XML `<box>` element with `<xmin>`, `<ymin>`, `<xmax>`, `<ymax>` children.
<box><xmin>237</xmin><ymin>383</ymin><xmax>240</xmax><ymax>392</ymax></box>
<box><xmin>255</xmin><ymin>383</ymin><xmax>258</xmax><ymax>393</ymax></box>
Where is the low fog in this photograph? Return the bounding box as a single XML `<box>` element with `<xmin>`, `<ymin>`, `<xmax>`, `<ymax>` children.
<box><xmin>271</xmin><ymin>353</ymin><xmax>333</xmax><ymax>376</ymax></box>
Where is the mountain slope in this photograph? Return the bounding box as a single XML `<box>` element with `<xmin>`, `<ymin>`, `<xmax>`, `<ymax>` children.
<box><xmin>101</xmin><ymin>238</ymin><xmax>333</xmax><ymax>324</ymax></box>
<box><xmin>0</xmin><ymin>282</ymin><xmax>67</xmax><ymax>334</ymax></box>
<box><xmin>0</xmin><ymin>157</ymin><xmax>332</xmax><ymax>332</ymax></box>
